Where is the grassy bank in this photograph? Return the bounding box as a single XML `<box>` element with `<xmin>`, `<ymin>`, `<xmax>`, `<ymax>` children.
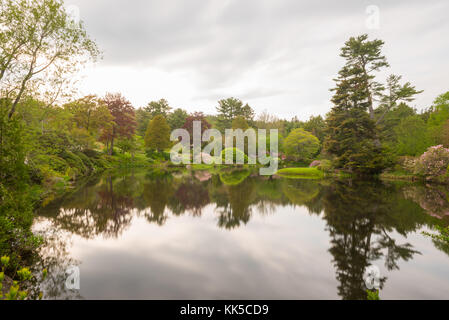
<box><xmin>276</xmin><ymin>167</ymin><xmax>325</xmax><ymax>179</ymax></box>
<box><xmin>380</xmin><ymin>171</ymin><xmax>420</xmax><ymax>182</ymax></box>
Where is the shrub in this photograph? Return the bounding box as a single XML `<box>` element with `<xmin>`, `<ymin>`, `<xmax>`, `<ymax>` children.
<box><xmin>33</xmin><ymin>155</ymin><xmax>68</xmax><ymax>174</ymax></box>
<box><xmin>82</xmin><ymin>149</ymin><xmax>102</xmax><ymax>159</ymax></box>
<box><xmin>284</xmin><ymin>128</ymin><xmax>320</xmax><ymax>163</ymax></box>
<box><xmin>414</xmin><ymin>145</ymin><xmax>449</xmax><ymax>178</ymax></box>
<box><xmin>0</xmin><ymin>184</ymin><xmax>42</xmax><ymax>270</ymax></box>
<box><xmin>309</xmin><ymin>160</ymin><xmax>321</xmax><ymax>167</ymax></box>
<box><xmin>221</xmin><ymin>148</ymin><xmax>248</xmax><ymax>164</ymax></box>
<box><xmin>145</xmin><ymin>149</ymin><xmax>171</xmax><ymax>161</ymax></box>
<box><xmin>74</xmin><ymin>151</ymin><xmax>95</xmax><ymax>171</ymax></box>
<box><xmin>59</xmin><ymin>150</ymin><xmax>87</xmax><ymax>176</ymax></box>
<box><xmin>317</xmin><ymin>160</ymin><xmax>333</xmax><ymax>172</ymax></box>
<box><xmin>398</xmin><ymin>156</ymin><xmax>417</xmax><ymax>173</ymax></box>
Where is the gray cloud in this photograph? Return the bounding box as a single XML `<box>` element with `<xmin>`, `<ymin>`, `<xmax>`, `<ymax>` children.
<box><xmin>70</xmin><ymin>0</ymin><xmax>449</xmax><ymax>119</ymax></box>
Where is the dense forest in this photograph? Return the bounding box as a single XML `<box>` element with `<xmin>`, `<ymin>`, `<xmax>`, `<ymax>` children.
<box><xmin>1</xmin><ymin>0</ymin><xmax>449</xmax><ymax>299</ymax></box>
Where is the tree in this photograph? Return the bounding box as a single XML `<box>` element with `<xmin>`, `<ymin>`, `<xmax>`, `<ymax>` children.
<box><xmin>427</xmin><ymin>92</ymin><xmax>449</xmax><ymax>145</ymax></box>
<box><xmin>339</xmin><ymin>35</ymin><xmax>422</xmax><ymax>130</ymax></box>
<box><xmin>339</xmin><ymin>34</ymin><xmax>389</xmax><ymax>122</ymax></box>
<box><xmin>116</xmin><ymin>135</ymin><xmax>141</xmax><ymax>159</ymax></box>
<box><xmin>182</xmin><ymin>112</ymin><xmax>211</xmax><ymax>145</ymax></box>
<box><xmin>284</xmin><ymin>128</ymin><xmax>320</xmax><ymax>163</ymax></box>
<box><xmin>324</xmin><ymin>39</ymin><xmax>388</xmax><ymax>174</ymax></box>
<box><xmin>135</xmin><ymin>108</ymin><xmax>152</xmax><ymax>137</ymax></box>
<box><xmin>167</xmin><ymin>108</ymin><xmax>188</xmax><ymax>130</ymax></box>
<box><xmin>255</xmin><ymin>110</ymin><xmax>286</xmax><ymax>136</ymax></box>
<box><xmin>145</xmin><ymin>99</ymin><xmax>171</xmax><ymax>118</ymax></box>
<box><xmin>64</xmin><ymin>95</ymin><xmax>113</xmax><ymax>149</ymax></box>
<box><xmin>135</xmin><ymin>99</ymin><xmax>172</xmax><ymax>136</ymax></box>
<box><xmin>144</xmin><ymin>115</ymin><xmax>171</xmax><ymax>152</ymax></box>
<box><xmin>231</xmin><ymin>116</ymin><xmax>249</xmax><ymax>130</ymax></box>
<box><xmin>440</xmin><ymin>120</ymin><xmax>449</xmax><ymax>148</ymax></box>
<box><xmin>377</xmin><ymin>102</ymin><xmax>417</xmax><ymax>143</ymax></box>
<box><xmin>303</xmin><ymin>115</ymin><xmax>326</xmax><ymax>143</ymax></box>
<box><xmin>101</xmin><ymin>93</ymin><xmax>136</xmax><ymax>155</ymax></box>
<box><xmin>0</xmin><ymin>0</ymin><xmax>99</xmax><ymax>119</ymax></box>
<box><xmin>216</xmin><ymin>97</ymin><xmax>254</xmax><ymax>132</ymax></box>
<box><xmin>376</xmin><ymin>75</ymin><xmax>423</xmax><ymax>125</ymax></box>
<box><xmin>394</xmin><ymin>116</ymin><xmax>430</xmax><ymax>156</ymax></box>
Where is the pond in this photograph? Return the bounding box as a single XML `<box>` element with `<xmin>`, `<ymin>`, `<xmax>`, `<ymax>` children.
<box><xmin>33</xmin><ymin>168</ymin><xmax>449</xmax><ymax>300</ymax></box>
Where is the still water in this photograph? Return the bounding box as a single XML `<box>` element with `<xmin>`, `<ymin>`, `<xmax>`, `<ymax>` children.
<box><xmin>33</xmin><ymin>168</ymin><xmax>449</xmax><ymax>300</ymax></box>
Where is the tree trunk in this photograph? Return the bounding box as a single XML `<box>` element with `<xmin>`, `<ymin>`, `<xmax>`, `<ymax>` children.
<box><xmin>109</xmin><ymin>137</ymin><xmax>114</xmax><ymax>155</ymax></box>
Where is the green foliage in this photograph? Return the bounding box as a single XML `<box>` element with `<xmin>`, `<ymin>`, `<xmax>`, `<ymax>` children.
<box><xmin>1</xmin><ymin>255</ymin><xmax>47</xmax><ymax>300</ymax></box>
<box><xmin>167</xmin><ymin>108</ymin><xmax>188</xmax><ymax>130</ymax></box>
<box><xmin>136</xmin><ymin>108</ymin><xmax>152</xmax><ymax>137</ymax></box>
<box><xmin>219</xmin><ymin>169</ymin><xmax>251</xmax><ymax>185</ymax></box>
<box><xmin>0</xmin><ymin>110</ymin><xmax>28</xmax><ymax>184</ymax></box>
<box><xmin>145</xmin><ymin>149</ymin><xmax>171</xmax><ymax>161</ymax></box>
<box><xmin>427</xmin><ymin>92</ymin><xmax>449</xmax><ymax>145</ymax></box>
<box><xmin>136</xmin><ymin>99</ymin><xmax>173</xmax><ymax>137</ymax></box>
<box><xmin>216</xmin><ymin>98</ymin><xmax>254</xmax><ymax>132</ymax></box>
<box><xmin>231</xmin><ymin>116</ymin><xmax>249</xmax><ymax>130</ymax></box>
<box><xmin>317</xmin><ymin>160</ymin><xmax>333</xmax><ymax>172</ymax></box>
<box><xmin>324</xmin><ymin>35</ymin><xmax>391</xmax><ymax>175</ymax></box>
<box><xmin>0</xmin><ymin>0</ymin><xmax>99</xmax><ymax>118</ymax></box>
<box><xmin>145</xmin><ymin>99</ymin><xmax>172</xmax><ymax>118</ymax></box>
<box><xmin>377</xmin><ymin>75</ymin><xmax>423</xmax><ymax>126</ymax></box>
<box><xmin>378</xmin><ymin>102</ymin><xmax>417</xmax><ymax>144</ymax></box>
<box><xmin>284</xmin><ymin>128</ymin><xmax>320</xmax><ymax>163</ymax></box>
<box><xmin>145</xmin><ymin>115</ymin><xmax>171</xmax><ymax>152</ymax></box>
<box><xmin>64</xmin><ymin>95</ymin><xmax>113</xmax><ymax>150</ymax></box>
<box><xmin>394</xmin><ymin>116</ymin><xmax>431</xmax><ymax>156</ymax></box>
<box><xmin>0</xmin><ymin>183</ymin><xmax>42</xmax><ymax>270</ymax></box>
<box><xmin>303</xmin><ymin>115</ymin><xmax>326</xmax><ymax>143</ymax></box>
<box><xmin>59</xmin><ymin>150</ymin><xmax>88</xmax><ymax>176</ymax></box>
<box><xmin>221</xmin><ymin>148</ymin><xmax>248</xmax><ymax>164</ymax></box>
<box><xmin>423</xmin><ymin>226</ymin><xmax>449</xmax><ymax>245</ymax></box>
<box><xmin>366</xmin><ymin>290</ymin><xmax>380</xmax><ymax>300</ymax></box>
<box><xmin>116</xmin><ymin>135</ymin><xmax>141</xmax><ymax>155</ymax></box>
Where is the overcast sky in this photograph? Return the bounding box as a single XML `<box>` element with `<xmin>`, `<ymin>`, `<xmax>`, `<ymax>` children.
<box><xmin>69</xmin><ymin>0</ymin><xmax>449</xmax><ymax>120</ymax></box>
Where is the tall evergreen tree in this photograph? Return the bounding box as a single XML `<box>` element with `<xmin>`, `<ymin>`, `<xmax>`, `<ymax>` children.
<box><xmin>324</xmin><ymin>51</ymin><xmax>387</xmax><ymax>174</ymax></box>
<box><xmin>339</xmin><ymin>34</ymin><xmax>389</xmax><ymax>122</ymax></box>
<box><xmin>216</xmin><ymin>98</ymin><xmax>254</xmax><ymax>132</ymax></box>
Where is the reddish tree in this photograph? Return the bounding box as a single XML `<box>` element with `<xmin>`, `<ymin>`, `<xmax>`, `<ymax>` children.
<box><xmin>100</xmin><ymin>93</ymin><xmax>137</xmax><ymax>155</ymax></box>
<box><xmin>182</xmin><ymin>112</ymin><xmax>212</xmax><ymax>144</ymax></box>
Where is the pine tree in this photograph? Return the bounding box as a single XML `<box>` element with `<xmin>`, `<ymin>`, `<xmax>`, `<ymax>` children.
<box><xmin>324</xmin><ymin>47</ymin><xmax>387</xmax><ymax>174</ymax></box>
<box><xmin>216</xmin><ymin>98</ymin><xmax>254</xmax><ymax>132</ymax></box>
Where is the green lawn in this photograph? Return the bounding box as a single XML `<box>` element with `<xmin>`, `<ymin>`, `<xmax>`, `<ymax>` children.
<box><xmin>276</xmin><ymin>167</ymin><xmax>325</xmax><ymax>179</ymax></box>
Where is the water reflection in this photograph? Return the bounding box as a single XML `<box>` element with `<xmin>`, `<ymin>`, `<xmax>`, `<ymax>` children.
<box><xmin>35</xmin><ymin>168</ymin><xmax>449</xmax><ymax>299</ymax></box>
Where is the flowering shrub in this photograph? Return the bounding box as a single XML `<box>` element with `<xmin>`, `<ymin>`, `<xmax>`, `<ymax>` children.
<box><xmin>397</xmin><ymin>156</ymin><xmax>417</xmax><ymax>173</ymax></box>
<box><xmin>414</xmin><ymin>145</ymin><xmax>449</xmax><ymax>178</ymax></box>
<box><xmin>309</xmin><ymin>160</ymin><xmax>321</xmax><ymax>168</ymax></box>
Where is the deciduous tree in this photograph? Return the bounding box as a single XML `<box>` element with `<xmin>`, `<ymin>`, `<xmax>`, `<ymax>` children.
<box><xmin>145</xmin><ymin>115</ymin><xmax>171</xmax><ymax>152</ymax></box>
<box><xmin>0</xmin><ymin>0</ymin><xmax>99</xmax><ymax>119</ymax></box>
<box><xmin>182</xmin><ymin>112</ymin><xmax>211</xmax><ymax>145</ymax></box>
<box><xmin>101</xmin><ymin>93</ymin><xmax>136</xmax><ymax>155</ymax></box>
<box><xmin>284</xmin><ymin>128</ymin><xmax>320</xmax><ymax>163</ymax></box>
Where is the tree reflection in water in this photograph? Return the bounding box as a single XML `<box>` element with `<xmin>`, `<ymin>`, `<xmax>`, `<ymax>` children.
<box><xmin>35</xmin><ymin>168</ymin><xmax>449</xmax><ymax>300</ymax></box>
